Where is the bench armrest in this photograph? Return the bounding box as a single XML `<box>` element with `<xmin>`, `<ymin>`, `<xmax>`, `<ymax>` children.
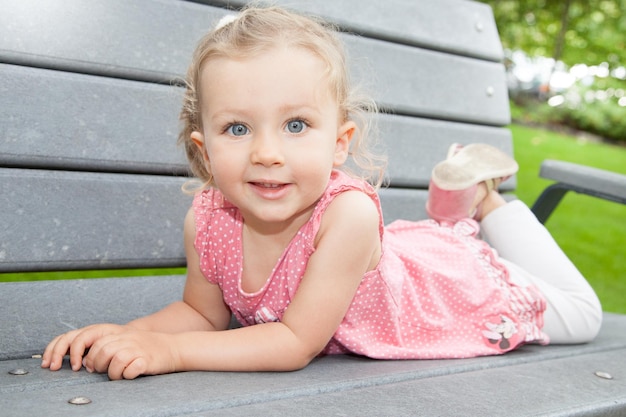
<box><xmin>531</xmin><ymin>159</ymin><xmax>626</xmax><ymax>223</ymax></box>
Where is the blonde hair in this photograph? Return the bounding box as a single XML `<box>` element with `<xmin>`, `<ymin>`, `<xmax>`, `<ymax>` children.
<box><xmin>178</xmin><ymin>5</ymin><xmax>387</xmax><ymax>190</ymax></box>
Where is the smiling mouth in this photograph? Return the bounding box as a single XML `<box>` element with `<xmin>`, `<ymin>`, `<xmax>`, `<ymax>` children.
<box><xmin>249</xmin><ymin>181</ymin><xmax>290</xmax><ymax>199</ymax></box>
<box><xmin>250</xmin><ymin>181</ymin><xmax>287</xmax><ymax>189</ymax></box>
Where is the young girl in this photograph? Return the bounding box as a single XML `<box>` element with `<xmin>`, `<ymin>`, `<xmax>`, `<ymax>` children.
<box><xmin>42</xmin><ymin>6</ymin><xmax>602</xmax><ymax>380</ymax></box>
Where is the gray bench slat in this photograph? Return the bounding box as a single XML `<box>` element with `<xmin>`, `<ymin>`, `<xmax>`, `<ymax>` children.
<box><xmin>0</xmin><ymin>0</ymin><xmax>220</xmax><ymax>83</ymax></box>
<box><xmin>378</xmin><ymin>188</ymin><xmax>429</xmax><ymax>224</ymax></box>
<box><xmin>0</xmin><ymin>166</ymin><xmax>515</xmax><ymax>272</ymax></box>
<box><xmin>204</xmin><ymin>0</ymin><xmax>503</xmax><ymax>62</ymax></box>
<box><xmin>540</xmin><ymin>159</ymin><xmax>626</xmax><ymax>201</ymax></box>
<box><xmin>193</xmin><ymin>349</ymin><xmax>626</xmax><ymax>417</ymax></box>
<box><xmin>347</xmin><ymin>35</ymin><xmax>509</xmax><ymax>124</ymax></box>
<box><xmin>0</xmin><ymin>169</ymin><xmax>425</xmax><ymax>271</ymax></box>
<box><xmin>379</xmin><ymin>113</ymin><xmax>515</xmax><ymax>189</ymax></box>
<box><xmin>0</xmin><ymin>64</ymin><xmax>187</xmax><ymax>175</ymax></box>
<box><xmin>3</xmin><ymin>349</ymin><xmax>624</xmax><ymax>417</ymax></box>
<box><xmin>0</xmin><ymin>4</ymin><xmax>509</xmax><ymax>124</ymax></box>
<box><xmin>1</xmin><ymin>307</ymin><xmax>624</xmax><ymax>415</ymax></box>
<box><xmin>0</xmin><ymin>169</ymin><xmax>190</xmax><ymax>272</ymax></box>
<box><xmin>532</xmin><ymin>159</ymin><xmax>626</xmax><ymax>223</ymax></box>
<box><xmin>0</xmin><ymin>0</ymin><xmax>501</xmax><ymax>82</ymax></box>
<box><xmin>0</xmin><ymin>276</ymin><xmax>186</xmax><ymax>360</ymax></box>
<box><xmin>1</xmin><ymin>64</ymin><xmax>513</xmax><ymax>180</ymax></box>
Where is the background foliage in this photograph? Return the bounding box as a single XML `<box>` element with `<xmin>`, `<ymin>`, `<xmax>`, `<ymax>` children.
<box><xmin>480</xmin><ymin>0</ymin><xmax>626</xmax><ymax>144</ymax></box>
<box><xmin>480</xmin><ymin>0</ymin><xmax>626</xmax><ymax>70</ymax></box>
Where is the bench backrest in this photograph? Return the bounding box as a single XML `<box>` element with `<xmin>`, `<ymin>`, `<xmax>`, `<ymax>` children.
<box><xmin>0</xmin><ymin>0</ymin><xmax>512</xmax><ymax>273</ymax></box>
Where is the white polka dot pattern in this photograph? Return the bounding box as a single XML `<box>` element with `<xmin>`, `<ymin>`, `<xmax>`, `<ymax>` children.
<box><xmin>192</xmin><ymin>170</ymin><xmax>548</xmax><ymax>359</ymax></box>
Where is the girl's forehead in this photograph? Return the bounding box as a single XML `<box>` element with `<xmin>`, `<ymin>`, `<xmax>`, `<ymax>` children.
<box><xmin>201</xmin><ymin>45</ymin><xmax>331</xmax><ymax>91</ymax></box>
<box><xmin>195</xmin><ymin>44</ymin><xmax>342</xmax><ymax>116</ymax></box>
<box><xmin>205</xmin><ymin>44</ymin><xmax>325</xmax><ymax>70</ymax></box>
<box><xmin>197</xmin><ymin>46</ymin><xmax>339</xmax><ymax>118</ymax></box>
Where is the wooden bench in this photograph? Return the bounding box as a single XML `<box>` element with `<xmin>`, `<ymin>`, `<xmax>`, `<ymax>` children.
<box><xmin>1</xmin><ymin>0</ymin><xmax>625</xmax><ymax>415</ymax></box>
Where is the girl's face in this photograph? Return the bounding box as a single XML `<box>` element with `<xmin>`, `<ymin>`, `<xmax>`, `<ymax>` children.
<box><xmin>191</xmin><ymin>46</ymin><xmax>355</xmax><ymax>233</ymax></box>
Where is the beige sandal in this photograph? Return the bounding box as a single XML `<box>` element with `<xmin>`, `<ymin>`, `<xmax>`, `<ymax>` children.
<box><xmin>426</xmin><ymin>143</ymin><xmax>518</xmax><ymax>222</ymax></box>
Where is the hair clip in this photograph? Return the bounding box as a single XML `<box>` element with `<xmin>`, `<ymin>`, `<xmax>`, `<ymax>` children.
<box><xmin>216</xmin><ymin>14</ymin><xmax>238</xmax><ymax>30</ymax></box>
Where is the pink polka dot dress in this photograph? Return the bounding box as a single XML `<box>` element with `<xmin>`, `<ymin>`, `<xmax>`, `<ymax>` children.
<box><xmin>193</xmin><ymin>170</ymin><xmax>548</xmax><ymax>359</ymax></box>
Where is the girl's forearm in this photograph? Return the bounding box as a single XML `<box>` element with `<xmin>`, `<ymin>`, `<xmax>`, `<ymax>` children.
<box><xmin>172</xmin><ymin>322</ymin><xmax>319</xmax><ymax>372</ymax></box>
<box><xmin>127</xmin><ymin>301</ymin><xmax>217</xmax><ymax>333</ymax></box>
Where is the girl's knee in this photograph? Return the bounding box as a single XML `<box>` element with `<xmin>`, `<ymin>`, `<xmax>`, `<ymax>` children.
<box><xmin>544</xmin><ymin>293</ymin><xmax>603</xmax><ymax>344</ymax></box>
<box><xmin>573</xmin><ymin>305</ymin><xmax>603</xmax><ymax>343</ymax></box>
<box><xmin>581</xmin><ymin>295</ymin><xmax>603</xmax><ymax>342</ymax></box>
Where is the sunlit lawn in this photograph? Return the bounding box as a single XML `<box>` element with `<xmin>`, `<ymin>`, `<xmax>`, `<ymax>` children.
<box><xmin>510</xmin><ymin>124</ymin><xmax>626</xmax><ymax>314</ymax></box>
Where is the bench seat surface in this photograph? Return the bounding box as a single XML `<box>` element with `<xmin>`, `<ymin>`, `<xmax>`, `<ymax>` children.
<box><xmin>2</xmin><ymin>278</ymin><xmax>626</xmax><ymax>416</ymax></box>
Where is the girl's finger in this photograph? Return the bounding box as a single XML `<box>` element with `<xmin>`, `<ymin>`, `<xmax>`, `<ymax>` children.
<box><xmin>41</xmin><ymin>334</ymin><xmax>64</xmax><ymax>369</ymax></box>
<box><xmin>106</xmin><ymin>348</ymin><xmax>141</xmax><ymax>380</ymax></box>
<box><xmin>121</xmin><ymin>356</ymin><xmax>147</xmax><ymax>380</ymax></box>
<box><xmin>42</xmin><ymin>331</ymin><xmax>77</xmax><ymax>371</ymax></box>
<box><xmin>84</xmin><ymin>335</ymin><xmax>116</xmax><ymax>374</ymax></box>
<box><xmin>67</xmin><ymin>329</ymin><xmax>99</xmax><ymax>371</ymax></box>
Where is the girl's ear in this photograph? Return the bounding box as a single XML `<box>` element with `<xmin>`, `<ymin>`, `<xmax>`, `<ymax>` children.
<box><xmin>190</xmin><ymin>131</ymin><xmax>209</xmax><ymax>162</ymax></box>
<box><xmin>334</xmin><ymin>120</ymin><xmax>356</xmax><ymax>167</ymax></box>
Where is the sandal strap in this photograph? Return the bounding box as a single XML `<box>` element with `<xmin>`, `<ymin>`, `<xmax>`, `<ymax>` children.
<box><xmin>484</xmin><ymin>178</ymin><xmax>497</xmax><ymax>193</ymax></box>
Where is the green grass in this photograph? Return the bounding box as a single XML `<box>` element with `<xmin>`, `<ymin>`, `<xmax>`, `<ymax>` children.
<box><xmin>0</xmin><ymin>268</ymin><xmax>186</xmax><ymax>282</ymax></box>
<box><xmin>2</xmin><ymin>124</ymin><xmax>624</xmax><ymax>314</ymax></box>
<box><xmin>510</xmin><ymin>124</ymin><xmax>626</xmax><ymax>314</ymax></box>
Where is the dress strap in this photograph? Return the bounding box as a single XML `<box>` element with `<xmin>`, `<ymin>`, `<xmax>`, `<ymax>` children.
<box><xmin>304</xmin><ymin>170</ymin><xmax>385</xmax><ymax>241</ymax></box>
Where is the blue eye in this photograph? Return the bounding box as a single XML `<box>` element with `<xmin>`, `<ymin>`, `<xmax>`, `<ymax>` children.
<box><xmin>227</xmin><ymin>123</ymin><xmax>249</xmax><ymax>136</ymax></box>
<box><xmin>286</xmin><ymin>120</ymin><xmax>306</xmax><ymax>134</ymax></box>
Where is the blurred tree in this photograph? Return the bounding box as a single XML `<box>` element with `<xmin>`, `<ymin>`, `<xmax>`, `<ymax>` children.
<box><xmin>480</xmin><ymin>0</ymin><xmax>626</xmax><ymax>70</ymax></box>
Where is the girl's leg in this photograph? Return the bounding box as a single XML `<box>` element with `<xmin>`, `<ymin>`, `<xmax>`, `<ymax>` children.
<box><xmin>480</xmin><ymin>197</ymin><xmax>602</xmax><ymax>344</ymax></box>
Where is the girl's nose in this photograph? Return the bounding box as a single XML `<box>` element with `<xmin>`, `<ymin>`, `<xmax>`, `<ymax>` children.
<box><xmin>250</xmin><ymin>133</ymin><xmax>285</xmax><ymax>167</ymax></box>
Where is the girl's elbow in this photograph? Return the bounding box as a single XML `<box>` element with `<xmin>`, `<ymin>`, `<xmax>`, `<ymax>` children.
<box><xmin>281</xmin><ymin>351</ymin><xmax>317</xmax><ymax>371</ymax></box>
<box><xmin>269</xmin><ymin>323</ymin><xmax>326</xmax><ymax>371</ymax></box>
<box><xmin>275</xmin><ymin>343</ymin><xmax>321</xmax><ymax>372</ymax></box>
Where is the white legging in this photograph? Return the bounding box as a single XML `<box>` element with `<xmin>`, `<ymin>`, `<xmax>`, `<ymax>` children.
<box><xmin>480</xmin><ymin>200</ymin><xmax>603</xmax><ymax>344</ymax></box>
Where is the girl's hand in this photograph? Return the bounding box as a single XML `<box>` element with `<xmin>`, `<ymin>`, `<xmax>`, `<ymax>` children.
<box><xmin>81</xmin><ymin>330</ymin><xmax>178</xmax><ymax>380</ymax></box>
<box><xmin>42</xmin><ymin>324</ymin><xmax>178</xmax><ymax>380</ymax></box>
<box><xmin>42</xmin><ymin>324</ymin><xmax>131</xmax><ymax>374</ymax></box>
